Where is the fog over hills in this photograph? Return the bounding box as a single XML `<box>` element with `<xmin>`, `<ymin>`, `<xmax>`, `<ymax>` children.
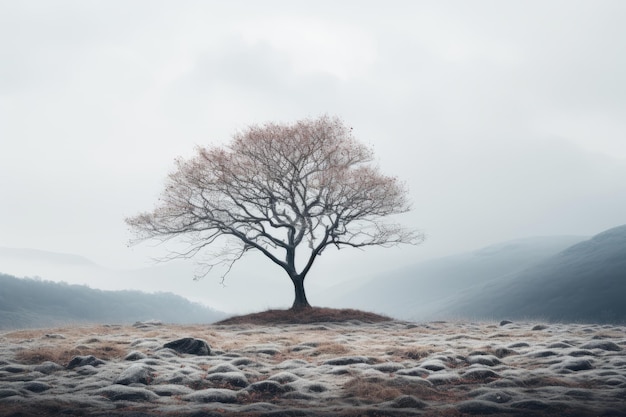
<box><xmin>0</xmin><ymin>247</ymin><xmax>97</xmax><ymax>267</ymax></box>
<box><xmin>2</xmin><ymin>225</ymin><xmax>624</xmax><ymax>326</ymax></box>
<box><xmin>0</xmin><ymin>273</ymin><xmax>226</xmax><ymax>329</ymax></box>
<box><xmin>0</xmin><ymin>247</ymin><xmax>220</xmax><ymax>310</ymax></box>
<box><xmin>437</xmin><ymin>224</ymin><xmax>626</xmax><ymax>323</ymax></box>
<box><xmin>316</xmin><ymin>235</ymin><xmax>587</xmax><ymax>319</ymax></box>
<box><xmin>0</xmin><ymin>246</ymin><xmax>296</xmax><ymax>314</ymax></box>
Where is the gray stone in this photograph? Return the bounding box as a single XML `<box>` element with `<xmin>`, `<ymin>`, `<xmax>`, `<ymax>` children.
<box><xmin>163</xmin><ymin>338</ymin><xmax>211</xmax><ymax>355</ymax></box>
<box><xmin>275</xmin><ymin>359</ymin><xmax>308</xmax><ymax>369</ymax></box>
<box><xmin>1</xmin><ymin>365</ymin><xmax>28</xmax><ymax>373</ymax></box>
<box><xmin>390</xmin><ymin>395</ymin><xmax>427</xmax><ymax>409</ymax></box>
<box><xmin>304</xmin><ymin>383</ymin><xmax>328</xmax><ymax>393</ymax></box>
<box><xmin>373</xmin><ymin>362</ymin><xmax>405</xmax><ymax>373</ymax></box>
<box><xmin>0</xmin><ymin>389</ymin><xmax>21</xmax><ymax>399</ymax></box>
<box><xmin>529</xmin><ymin>350</ymin><xmax>557</xmax><ymax>358</ymax></box>
<box><xmin>183</xmin><ymin>388</ymin><xmax>238</xmax><ymax>403</ymax></box>
<box><xmin>268</xmin><ymin>372</ymin><xmax>300</xmax><ymax>384</ymax></box>
<box><xmin>124</xmin><ymin>351</ymin><xmax>148</xmax><ymax>361</ymax></box>
<box><xmin>150</xmin><ymin>384</ymin><xmax>193</xmax><ymax>396</ymax></box>
<box><xmin>397</xmin><ymin>367</ymin><xmax>431</xmax><ymax>378</ymax></box>
<box><xmin>494</xmin><ymin>347</ymin><xmax>517</xmax><ymax>358</ymax></box>
<box><xmin>133</xmin><ymin>320</ymin><xmax>163</xmax><ymax>328</ymax></box>
<box><xmin>283</xmin><ymin>391</ymin><xmax>316</xmax><ymax>401</ymax></box>
<box><xmin>67</xmin><ymin>355</ymin><xmax>105</xmax><ymax>369</ymax></box>
<box><xmin>96</xmin><ymin>385</ymin><xmax>160</xmax><ymax>402</ymax></box>
<box><xmin>323</xmin><ymin>356</ymin><xmax>372</xmax><ymax>366</ymax></box>
<box><xmin>463</xmin><ymin>368</ymin><xmax>500</xmax><ymax>381</ymax></box>
<box><xmin>115</xmin><ymin>364</ymin><xmax>153</xmax><ymax>385</ymax></box>
<box><xmin>205</xmin><ymin>371</ymin><xmax>249</xmax><ymax>388</ymax></box>
<box><xmin>420</xmin><ymin>359</ymin><xmax>446</xmax><ymax>371</ymax></box>
<box><xmin>33</xmin><ymin>361</ymin><xmax>64</xmax><ymax>374</ymax></box>
<box><xmin>207</xmin><ymin>363</ymin><xmax>240</xmax><ymax>374</ymax></box>
<box><xmin>562</xmin><ymin>359</ymin><xmax>594</xmax><ymax>371</ymax></box>
<box><xmin>246</xmin><ymin>380</ymin><xmax>291</xmax><ymax>395</ymax></box>
<box><xmin>565</xmin><ymin>389</ymin><xmax>596</xmax><ymax>400</ymax></box>
<box><xmin>510</xmin><ymin>399</ymin><xmax>550</xmax><ymax>410</ymax></box>
<box><xmin>395</xmin><ymin>375</ymin><xmax>435</xmax><ymax>387</ymax></box>
<box><xmin>476</xmin><ymin>390</ymin><xmax>512</xmax><ymax>403</ymax></box>
<box><xmin>427</xmin><ymin>372</ymin><xmax>460</xmax><ymax>385</ymax></box>
<box><xmin>21</xmin><ymin>381</ymin><xmax>51</xmax><ymax>392</ymax></box>
<box><xmin>255</xmin><ymin>348</ymin><xmax>281</xmax><ymax>356</ymax></box>
<box><xmin>254</xmin><ymin>409</ymin><xmax>308</xmax><ymax>417</ymax></box>
<box><xmin>230</xmin><ymin>357</ymin><xmax>257</xmax><ymax>366</ymax></box>
<box><xmin>604</xmin><ymin>377</ymin><xmax>626</xmax><ymax>386</ymax></box>
<box><xmin>458</xmin><ymin>400</ymin><xmax>505</xmax><ymax>414</ymax></box>
<box><xmin>568</xmin><ymin>349</ymin><xmax>595</xmax><ymax>357</ymax></box>
<box><xmin>76</xmin><ymin>365</ymin><xmax>99</xmax><ymax>375</ymax></box>
<box><xmin>580</xmin><ymin>341</ymin><xmax>622</xmax><ymax>351</ymax></box>
<box><xmin>467</xmin><ymin>355</ymin><xmax>501</xmax><ymax>366</ymax></box>
<box><xmin>548</xmin><ymin>342</ymin><xmax>573</xmax><ymax>349</ymax></box>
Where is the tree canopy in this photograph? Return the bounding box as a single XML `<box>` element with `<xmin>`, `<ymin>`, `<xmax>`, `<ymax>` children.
<box><xmin>126</xmin><ymin>116</ymin><xmax>422</xmax><ymax>309</ymax></box>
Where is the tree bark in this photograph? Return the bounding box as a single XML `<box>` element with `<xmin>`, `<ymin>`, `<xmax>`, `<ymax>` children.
<box><xmin>290</xmin><ymin>275</ymin><xmax>311</xmax><ymax>310</ymax></box>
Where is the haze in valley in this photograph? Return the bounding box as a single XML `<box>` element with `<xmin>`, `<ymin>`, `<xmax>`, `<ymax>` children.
<box><xmin>1</xmin><ymin>1</ymin><xmax>625</xmax><ymax>315</ymax></box>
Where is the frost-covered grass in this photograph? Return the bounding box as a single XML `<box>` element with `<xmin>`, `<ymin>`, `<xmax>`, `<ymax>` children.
<box><xmin>1</xmin><ymin>312</ymin><xmax>625</xmax><ymax>416</ymax></box>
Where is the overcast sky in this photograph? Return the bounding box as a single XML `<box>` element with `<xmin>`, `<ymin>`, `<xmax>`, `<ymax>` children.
<box><xmin>1</xmin><ymin>1</ymin><xmax>626</xmax><ymax>308</ymax></box>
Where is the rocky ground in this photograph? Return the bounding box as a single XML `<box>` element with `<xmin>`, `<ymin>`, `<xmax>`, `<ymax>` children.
<box><xmin>1</xmin><ymin>314</ymin><xmax>625</xmax><ymax>416</ymax></box>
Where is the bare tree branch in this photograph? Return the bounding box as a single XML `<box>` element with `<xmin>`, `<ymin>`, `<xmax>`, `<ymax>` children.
<box><xmin>126</xmin><ymin>115</ymin><xmax>423</xmax><ymax>309</ymax></box>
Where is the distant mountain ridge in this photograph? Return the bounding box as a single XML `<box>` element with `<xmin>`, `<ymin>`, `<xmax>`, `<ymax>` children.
<box><xmin>439</xmin><ymin>224</ymin><xmax>626</xmax><ymax>323</ymax></box>
<box><xmin>3</xmin><ymin>225</ymin><xmax>624</xmax><ymax>325</ymax></box>
<box><xmin>0</xmin><ymin>246</ymin><xmax>305</xmax><ymax>314</ymax></box>
<box><xmin>0</xmin><ymin>273</ymin><xmax>227</xmax><ymax>329</ymax></box>
<box><xmin>317</xmin><ymin>235</ymin><xmax>587</xmax><ymax>319</ymax></box>
<box><xmin>0</xmin><ymin>246</ymin><xmax>97</xmax><ymax>266</ymax></box>
<box><xmin>0</xmin><ymin>246</ymin><xmax>224</xmax><ymax>312</ymax></box>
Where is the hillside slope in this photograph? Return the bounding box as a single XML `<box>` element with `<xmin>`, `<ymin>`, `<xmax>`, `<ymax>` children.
<box><xmin>317</xmin><ymin>235</ymin><xmax>586</xmax><ymax>319</ymax></box>
<box><xmin>439</xmin><ymin>225</ymin><xmax>626</xmax><ymax>323</ymax></box>
<box><xmin>0</xmin><ymin>273</ymin><xmax>226</xmax><ymax>329</ymax></box>
<box><xmin>0</xmin><ymin>247</ymin><xmax>293</xmax><ymax>314</ymax></box>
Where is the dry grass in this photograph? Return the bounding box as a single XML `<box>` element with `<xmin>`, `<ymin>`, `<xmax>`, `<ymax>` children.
<box><xmin>343</xmin><ymin>377</ymin><xmax>404</xmax><ymax>403</ymax></box>
<box><xmin>311</xmin><ymin>341</ymin><xmax>352</xmax><ymax>356</ymax></box>
<box><xmin>339</xmin><ymin>409</ymin><xmax>464</xmax><ymax>417</ymax></box>
<box><xmin>389</xmin><ymin>346</ymin><xmax>439</xmax><ymax>361</ymax></box>
<box><xmin>343</xmin><ymin>376</ymin><xmax>458</xmax><ymax>403</ymax></box>
<box><xmin>0</xmin><ymin>401</ymin><xmax>68</xmax><ymax>417</ymax></box>
<box><xmin>216</xmin><ymin>307</ymin><xmax>393</xmax><ymax>325</ymax></box>
<box><xmin>1</xmin><ymin>320</ymin><xmax>617</xmax><ymax>417</ymax></box>
<box><xmin>420</xmin><ymin>410</ymin><xmax>464</xmax><ymax>417</ymax></box>
<box><xmin>14</xmin><ymin>342</ymin><xmax>126</xmax><ymax>366</ymax></box>
<box><xmin>519</xmin><ymin>375</ymin><xmax>591</xmax><ymax>389</ymax></box>
<box><xmin>3</xmin><ymin>325</ymin><xmax>123</xmax><ymax>340</ymax></box>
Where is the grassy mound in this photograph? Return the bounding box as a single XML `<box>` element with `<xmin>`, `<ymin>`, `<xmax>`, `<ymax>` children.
<box><xmin>215</xmin><ymin>307</ymin><xmax>393</xmax><ymax>325</ymax></box>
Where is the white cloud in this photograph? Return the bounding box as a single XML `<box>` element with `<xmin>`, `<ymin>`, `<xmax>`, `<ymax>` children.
<box><xmin>1</xmin><ymin>0</ymin><xmax>625</xmax><ymax>307</ymax></box>
<box><xmin>235</xmin><ymin>16</ymin><xmax>377</xmax><ymax>80</ymax></box>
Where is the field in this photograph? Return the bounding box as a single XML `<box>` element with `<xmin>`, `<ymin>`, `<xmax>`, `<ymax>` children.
<box><xmin>1</xmin><ymin>309</ymin><xmax>625</xmax><ymax>416</ymax></box>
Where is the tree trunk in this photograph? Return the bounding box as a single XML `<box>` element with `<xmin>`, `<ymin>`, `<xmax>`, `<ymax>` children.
<box><xmin>290</xmin><ymin>275</ymin><xmax>311</xmax><ymax>310</ymax></box>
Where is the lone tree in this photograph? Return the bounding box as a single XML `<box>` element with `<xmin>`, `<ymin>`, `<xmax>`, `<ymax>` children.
<box><xmin>126</xmin><ymin>116</ymin><xmax>422</xmax><ymax>309</ymax></box>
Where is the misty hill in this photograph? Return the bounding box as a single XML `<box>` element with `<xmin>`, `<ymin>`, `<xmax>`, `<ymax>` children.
<box><xmin>437</xmin><ymin>224</ymin><xmax>626</xmax><ymax>323</ymax></box>
<box><xmin>0</xmin><ymin>273</ymin><xmax>227</xmax><ymax>329</ymax></box>
<box><xmin>0</xmin><ymin>247</ymin><xmax>309</xmax><ymax>314</ymax></box>
<box><xmin>0</xmin><ymin>247</ymin><xmax>97</xmax><ymax>266</ymax></box>
<box><xmin>317</xmin><ymin>235</ymin><xmax>587</xmax><ymax>319</ymax></box>
<box><xmin>0</xmin><ymin>247</ymin><xmax>226</xmax><ymax>312</ymax></box>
